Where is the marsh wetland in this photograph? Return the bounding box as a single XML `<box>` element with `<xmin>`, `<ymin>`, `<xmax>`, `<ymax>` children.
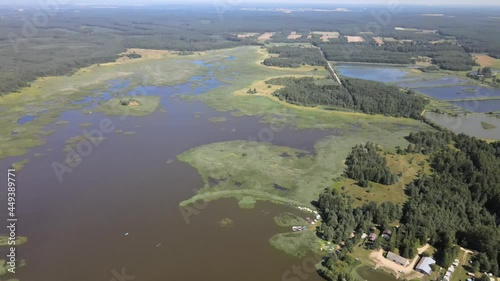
<box><xmin>0</xmin><ymin>46</ymin><xmax>437</xmax><ymax>281</ymax></box>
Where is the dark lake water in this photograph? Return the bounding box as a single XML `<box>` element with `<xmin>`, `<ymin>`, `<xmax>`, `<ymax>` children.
<box><xmin>0</xmin><ymin>60</ymin><xmax>334</xmax><ymax>281</ymax></box>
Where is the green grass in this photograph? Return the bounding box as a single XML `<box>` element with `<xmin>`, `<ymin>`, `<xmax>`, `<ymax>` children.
<box><xmin>93</xmin><ymin>96</ymin><xmax>161</xmax><ymax>116</ymax></box>
<box><xmin>335</xmin><ymin>152</ymin><xmax>430</xmax><ymax>207</ymax></box>
<box><xmin>269</xmin><ymin>230</ymin><xmax>322</xmax><ymax>258</ymax></box>
<box><xmin>80</xmin><ymin>122</ymin><xmax>92</xmax><ymax>127</ymax></box>
<box><xmin>274</xmin><ymin>212</ymin><xmax>308</xmax><ymax>227</ymax></box>
<box><xmin>238</xmin><ymin>196</ymin><xmax>256</xmax><ymax>209</ymax></box>
<box><xmin>11</xmin><ymin>159</ymin><xmax>29</xmax><ymax>171</ymax></box>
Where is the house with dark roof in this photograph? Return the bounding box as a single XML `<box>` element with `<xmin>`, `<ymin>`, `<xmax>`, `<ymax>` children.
<box><xmin>386</xmin><ymin>251</ymin><xmax>410</xmax><ymax>267</ymax></box>
<box><xmin>415</xmin><ymin>257</ymin><xmax>436</xmax><ymax>275</ymax></box>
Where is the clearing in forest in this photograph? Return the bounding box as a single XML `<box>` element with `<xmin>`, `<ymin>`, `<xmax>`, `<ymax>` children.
<box><xmin>474</xmin><ymin>54</ymin><xmax>499</xmax><ymax>68</ymax></box>
<box><xmin>310</xmin><ymin>31</ymin><xmax>340</xmax><ymax>42</ymax></box>
<box><xmin>345</xmin><ymin>36</ymin><xmax>365</xmax><ymax>43</ymax></box>
<box><xmin>373</xmin><ymin>37</ymin><xmax>384</xmax><ymax>45</ymax></box>
<box><xmin>258</xmin><ymin>32</ymin><xmax>275</xmax><ymax>42</ymax></box>
<box><xmin>237</xmin><ymin>32</ymin><xmax>259</xmax><ymax>38</ymax></box>
<box><xmin>287</xmin><ymin>31</ymin><xmax>302</xmax><ymax>40</ymax></box>
<box><xmin>335</xmin><ymin>152</ymin><xmax>430</xmax><ymax>207</ymax></box>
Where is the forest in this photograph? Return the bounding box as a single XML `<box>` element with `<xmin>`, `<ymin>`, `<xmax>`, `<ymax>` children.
<box><xmin>269</xmin><ymin>76</ymin><xmax>428</xmax><ymax>118</ymax></box>
<box><xmin>1</xmin><ymin>5</ymin><xmax>499</xmax><ymax>95</ymax></box>
<box><xmin>262</xmin><ymin>46</ymin><xmax>326</xmax><ymax>68</ymax></box>
<box><xmin>316</xmin><ymin>131</ymin><xmax>500</xmax><ymax>279</ymax></box>
<box><xmin>319</xmin><ymin>42</ymin><xmax>476</xmax><ymax>70</ymax></box>
<box><xmin>344</xmin><ymin>143</ymin><xmax>398</xmax><ymax>186</ymax></box>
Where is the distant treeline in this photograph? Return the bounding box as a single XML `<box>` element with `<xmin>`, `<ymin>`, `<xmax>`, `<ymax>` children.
<box><xmin>1</xmin><ymin>6</ymin><xmax>498</xmax><ymax>95</ymax></box>
<box><xmin>319</xmin><ymin>43</ymin><xmax>476</xmax><ymax>70</ymax></box>
<box><xmin>267</xmin><ymin>77</ymin><xmax>428</xmax><ymax>118</ymax></box>
<box><xmin>320</xmin><ymin>44</ymin><xmax>414</xmax><ymax>64</ymax></box>
<box><xmin>263</xmin><ymin>46</ymin><xmax>326</xmax><ymax>68</ymax></box>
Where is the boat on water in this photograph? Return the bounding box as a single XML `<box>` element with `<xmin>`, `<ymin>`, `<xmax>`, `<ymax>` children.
<box><xmin>292</xmin><ymin>226</ymin><xmax>307</xmax><ymax>232</ymax></box>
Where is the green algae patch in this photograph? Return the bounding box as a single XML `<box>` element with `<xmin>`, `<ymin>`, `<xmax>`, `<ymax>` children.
<box><xmin>209</xmin><ymin>117</ymin><xmax>227</xmax><ymax>123</ymax></box>
<box><xmin>238</xmin><ymin>196</ymin><xmax>256</xmax><ymax>209</ymax></box>
<box><xmin>12</xmin><ymin>159</ymin><xmax>29</xmax><ymax>171</ymax></box>
<box><xmin>218</xmin><ymin>218</ymin><xmax>234</xmax><ymax>228</ymax></box>
<box><xmin>93</xmin><ymin>96</ymin><xmax>161</xmax><ymax>116</ymax></box>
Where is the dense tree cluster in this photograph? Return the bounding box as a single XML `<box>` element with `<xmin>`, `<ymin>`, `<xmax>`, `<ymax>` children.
<box><xmin>317</xmin><ymin>189</ymin><xmax>356</xmax><ymax>244</ymax></box>
<box><xmin>319</xmin><ymin>42</ymin><xmax>476</xmax><ymax>70</ymax></box>
<box><xmin>263</xmin><ymin>46</ymin><xmax>326</xmax><ymax>68</ymax></box>
<box><xmin>402</xmin><ymin>130</ymin><xmax>454</xmax><ymax>154</ymax></box>
<box><xmin>401</xmin><ymin>132</ymin><xmax>500</xmax><ymax>273</ymax></box>
<box><xmin>318</xmin><ymin>251</ymin><xmax>355</xmax><ymax>281</ymax></box>
<box><xmin>344</xmin><ymin>143</ymin><xmax>398</xmax><ymax>186</ymax></box>
<box><xmin>270</xmin><ymin>77</ymin><xmax>428</xmax><ymax>118</ymax></box>
<box><xmin>316</xmin><ymin>131</ymin><xmax>500</xmax><ymax>278</ymax></box>
<box><xmin>320</xmin><ymin>44</ymin><xmax>413</xmax><ymax>64</ymax></box>
<box><xmin>317</xmin><ymin>189</ymin><xmax>402</xmax><ymax>244</ymax></box>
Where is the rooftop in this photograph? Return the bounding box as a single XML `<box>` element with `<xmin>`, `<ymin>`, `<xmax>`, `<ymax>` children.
<box><xmin>415</xmin><ymin>257</ymin><xmax>436</xmax><ymax>275</ymax></box>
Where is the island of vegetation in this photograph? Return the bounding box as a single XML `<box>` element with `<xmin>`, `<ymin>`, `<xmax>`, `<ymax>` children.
<box><xmin>93</xmin><ymin>96</ymin><xmax>162</xmax><ymax>116</ymax></box>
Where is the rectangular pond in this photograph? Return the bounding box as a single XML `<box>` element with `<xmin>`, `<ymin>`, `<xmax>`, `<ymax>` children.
<box><xmin>414</xmin><ymin>86</ymin><xmax>500</xmax><ymax>102</ymax></box>
<box><xmin>449</xmin><ymin>99</ymin><xmax>500</xmax><ymax>113</ymax></box>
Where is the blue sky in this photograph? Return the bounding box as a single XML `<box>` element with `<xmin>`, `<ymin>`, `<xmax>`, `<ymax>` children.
<box><xmin>5</xmin><ymin>0</ymin><xmax>500</xmax><ymax>5</ymax></box>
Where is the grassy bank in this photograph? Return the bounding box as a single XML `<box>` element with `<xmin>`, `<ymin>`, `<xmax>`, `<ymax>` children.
<box><xmin>269</xmin><ymin>230</ymin><xmax>322</xmax><ymax>258</ymax></box>
<box><xmin>177</xmin><ymin>129</ymin><xmax>430</xmax><ymax>208</ymax></box>
<box><xmin>274</xmin><ymin>212</ymin><xmax>308</xmax><ymax>227</ymax></box>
